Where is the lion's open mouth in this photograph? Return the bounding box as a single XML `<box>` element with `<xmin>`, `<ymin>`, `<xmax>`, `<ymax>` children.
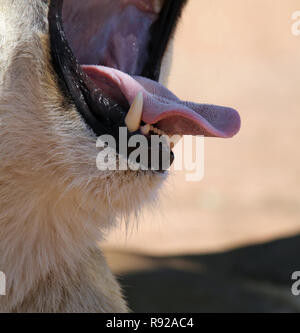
<box><xmin>48</xmin><ymin>0</ymin><xmax>240</xmax><ymax>170</ymax></box>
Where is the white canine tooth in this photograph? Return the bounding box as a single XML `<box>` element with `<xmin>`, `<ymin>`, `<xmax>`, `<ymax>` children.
<box><xmin>125</xmin><ymin>92</ymin><xmax>143</xmax><ymax>132</ymax></box>
<box><xmin>141</xmin><ymin>124</ymin><xmax>151</xmax><ymax>135</ymax></box>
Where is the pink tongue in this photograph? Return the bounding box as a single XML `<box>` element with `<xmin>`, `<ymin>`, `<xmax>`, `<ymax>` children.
<box><xmin>82</xmin><ymin>65</ymin><xmax>241</xmax><ymax>138</ymax></box>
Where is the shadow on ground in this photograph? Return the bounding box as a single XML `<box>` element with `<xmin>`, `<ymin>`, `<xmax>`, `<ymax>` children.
<box><xmin>104</xmin><ymin>235</ymin><xmax>300</xmax><ymax>313</ymax></box>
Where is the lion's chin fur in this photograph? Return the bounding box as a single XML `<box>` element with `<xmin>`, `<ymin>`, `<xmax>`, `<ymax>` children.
<box><xmin>0</xmin><ymin>0</ymin><xmax>170</xmax><ymax>313</ymax></box>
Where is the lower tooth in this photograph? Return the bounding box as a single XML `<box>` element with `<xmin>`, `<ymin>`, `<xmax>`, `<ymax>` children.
<box><xmin>140</xmin><ymin>124</ymin><xmax>168</xmax><ymax>137</ymax></box>
<box><xmin>140</xmin><ymin>124</ymin><xmax>151</xmax><ymax>135</ymax></box>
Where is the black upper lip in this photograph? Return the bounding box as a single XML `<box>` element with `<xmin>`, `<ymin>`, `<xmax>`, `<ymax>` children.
<box><xmin>48</xmin><ymin>0</ymin><xmax>188</xmax><ymax>170</ymax></box>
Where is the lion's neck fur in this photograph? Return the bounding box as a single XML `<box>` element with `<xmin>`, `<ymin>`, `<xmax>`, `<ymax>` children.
<box><xmin>0</xmin><ymin>176</ymin><xmax>128</xmax><ymax>312</ymax></box>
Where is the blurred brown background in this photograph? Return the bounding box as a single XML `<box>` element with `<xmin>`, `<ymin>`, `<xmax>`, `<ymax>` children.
<box><xmin>103</xmin><ymin>0</ymin><xmax>300</xmax><ymax>312</ymax></box>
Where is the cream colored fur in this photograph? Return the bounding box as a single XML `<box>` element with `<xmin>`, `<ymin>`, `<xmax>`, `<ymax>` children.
<box><xmin>0</xmin><ymin>0</ymin><xmax>172</xmax><ymax>313</ymax></box>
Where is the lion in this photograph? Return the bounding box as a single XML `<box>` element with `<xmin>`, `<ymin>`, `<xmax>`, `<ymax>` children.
<box><xmin>0</xmin><ymin>0</ymin><xmax>240</xmax><ymax>312</ymax></box>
